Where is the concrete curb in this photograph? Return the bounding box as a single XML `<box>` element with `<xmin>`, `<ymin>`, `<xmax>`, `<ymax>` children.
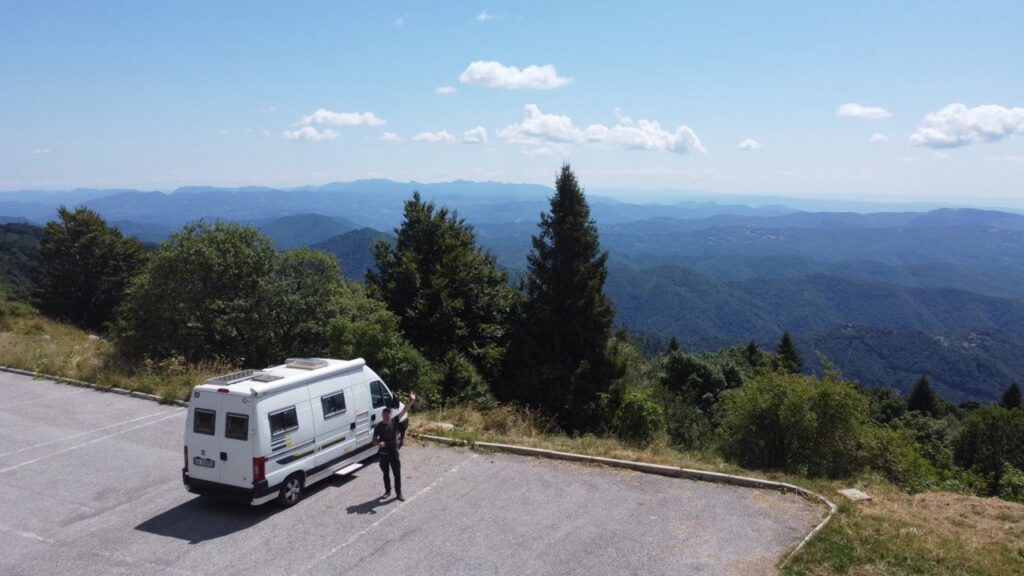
<box><xmin>413</xmin><ymin>432</ymin><xmax>836</xmax><ymax>567</ymax></box>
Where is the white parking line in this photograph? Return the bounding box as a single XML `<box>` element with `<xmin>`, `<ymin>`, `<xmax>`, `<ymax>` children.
<box><xmin>292</xmin><ymin>452</ymin><xmax>477</xmax><ymax>576</ymax></box>
<box><xmin>0</xmin><ymin>410</ymin><xmax>184</xmax><ymax>475</ymax></box>
<box><xmin>0</xmin><ymin>410</ymin><xmax>178</xmax><ymax>459</ymax></box>
<box><xmin>0</xmin><ymin>523</ymin><xmax>55</xmax><ymax>544</ymax></box>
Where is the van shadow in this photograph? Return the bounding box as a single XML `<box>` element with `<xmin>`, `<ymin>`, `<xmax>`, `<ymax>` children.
<box><xmin>135</xmin><ymin>474</ymin><xmax>358</xmax><ymax>544</ymax></box>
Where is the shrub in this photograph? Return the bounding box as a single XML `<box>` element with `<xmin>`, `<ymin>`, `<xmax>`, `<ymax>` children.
<box><xmin>613</xmin><ymin>390</ymin><xmax>665</xmax><ymax>445</ymax></box>
<box><xmin>997</xmin><ymin>464</ymin><xmax>1024</xmax><ymax>504</ymax></box>
<box><xmin>716</xmin><ymin>372</ymin><xmax>871</xmax><ymax>477</ymax></box>
<box><xmin>866</xmin><ymin>426</ymin><xmax>938</xmax><ymax>493</ymax></box>
<box><xmin>954</xmin><ymin>406</ymin><xmax>1024</xmax><ymax>493</ymax></box>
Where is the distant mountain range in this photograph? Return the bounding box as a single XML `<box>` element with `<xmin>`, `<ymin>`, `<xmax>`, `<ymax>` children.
<box><xmin>6</xmin><ymin>179</ymin><xmax>1024</xmax><ymax>403</ymax></box>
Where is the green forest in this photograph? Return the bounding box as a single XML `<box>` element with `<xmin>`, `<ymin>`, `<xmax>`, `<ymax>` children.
<box><xmin>2</xmin><ymin>166</ymin><xmax>1023</xmax><ymax>510</ymax></box>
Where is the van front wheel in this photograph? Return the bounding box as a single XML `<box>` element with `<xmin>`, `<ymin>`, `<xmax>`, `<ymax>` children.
<box><xmin>278</xmin><ymin>475</ymin><xmax>304</xmax><ymax>508</ymax></box>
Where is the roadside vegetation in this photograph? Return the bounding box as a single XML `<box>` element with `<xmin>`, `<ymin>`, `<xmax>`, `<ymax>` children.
<box><xmin>2</xmin><ymin>165</ymin><xmax>1022</xmax><ymax>574</ymax></box>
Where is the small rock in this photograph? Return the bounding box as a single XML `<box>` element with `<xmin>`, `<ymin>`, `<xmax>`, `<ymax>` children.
<box><xmin>87</xmin><ymin>334</ymin><xmax>101</xmax><ymax>341</ymax></box>
<box><xmin>40</xmin><ymin>334</ymin><xmax>51</xmax><ymax>341</ymax></box>
<box><xmin>838</xmin><ymin>488</ymin><xmax>872</xmax><ymax>501</ymax></box>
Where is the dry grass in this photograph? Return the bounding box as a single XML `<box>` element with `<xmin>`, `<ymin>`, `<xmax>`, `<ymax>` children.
<box><xmin>0</xmin><ymin>315</ymin><xmax>231</xmax><ymax>402</ymax></box>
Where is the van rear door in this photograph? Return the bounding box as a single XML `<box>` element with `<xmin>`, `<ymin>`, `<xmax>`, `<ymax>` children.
<box><xmin>187</xmin><ymin>389</ymin><xmax>221</xmax><ymax>483</ymax></box>
<box><xmin>219</xmin><ymin>394</ymin><xmax>254</xmax><ymax>488</ymax></box>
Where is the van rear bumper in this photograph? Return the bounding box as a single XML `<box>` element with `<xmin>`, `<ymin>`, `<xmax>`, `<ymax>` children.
<box><xmin>183</xmin><ymin>469</ymin><xmax>278</xmax><ymax>505</ymax></box>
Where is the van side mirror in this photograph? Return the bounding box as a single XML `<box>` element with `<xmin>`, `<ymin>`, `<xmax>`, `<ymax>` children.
<box><xmin>389</xmin><ymin>394</ymin><xmax>400</xmax><ymax>409</ymax></box>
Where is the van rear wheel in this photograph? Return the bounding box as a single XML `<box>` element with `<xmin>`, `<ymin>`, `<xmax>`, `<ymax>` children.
<box><xmin>278</xmin><ymin>475</ymin><xmax>304</xmax><ymax>507</ymax></box>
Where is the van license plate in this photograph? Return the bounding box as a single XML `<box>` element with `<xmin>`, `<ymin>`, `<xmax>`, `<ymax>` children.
<box><xmin>193</xmin><ymin>457</ymin><xmax>215</xmax><ymax>468</ymax></box>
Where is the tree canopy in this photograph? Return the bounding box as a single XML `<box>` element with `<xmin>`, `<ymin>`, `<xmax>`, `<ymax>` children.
<box><xmin>35</xmin><ymin>207</ymin><xmax>146</xmax><ymax>331</ymax></box>
<box><xmin>500</xmin><ymin>165</ymin><xmax>616</xmax><ymax>431</ymax></box>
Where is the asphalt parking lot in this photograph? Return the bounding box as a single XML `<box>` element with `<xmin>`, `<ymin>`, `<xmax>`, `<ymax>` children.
<box><xmin>0</xmin><ymin>371</ymin><xmax>824</xmax><ymax>575</ymax></box>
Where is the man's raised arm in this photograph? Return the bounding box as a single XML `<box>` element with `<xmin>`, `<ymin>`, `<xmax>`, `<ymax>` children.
<box><xmin>396</xmin><ymin>391</ymin><xmax>417</xmax><ymax>420</ymax></box>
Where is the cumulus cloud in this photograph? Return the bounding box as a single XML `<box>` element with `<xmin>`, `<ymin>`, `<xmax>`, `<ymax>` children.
<box><xmin>909</xmin><ymin>103</ymin><xmax>1024</xmax><ymax>148</ymax></box>
<box><xmin>282</xmin><ymin>126</ymin><xmax>338</xmax><ymax>141</ymax></box>
<box><xmin>459</xmin><ymin>61</ymin><xmax>571</xmax><ymax>90</ymax></box>
<box><xmin>379</xmin><ymin>132</ymin><xmax>402</xmax><ymax>142</ymax></box>
<box><xmin>738</xmin><ymin>138</ymin><xmax>760</xmax><ymax>151</ymax></box>
<box><xmin>413</xmin><ymin>130</ymin><xmax>457</xmax><ymax>143</ymax></box>
<box><xmin>837</xmin><ymin>103</ymin><xmax>891</xmax><ymax>119</ymax></box>
<box><xmin>462</xmin><ymin>126</ymin><xmax>488</xmax><ymax>144</ymax></box>
<box><xmin>869</xmin><ymin>132</ymin><xmax>890</xmax><ymax>143</ymax></box>
<box><xmin>434</xmin><ymin>86</ymin><xmax>457</xmax><ymax>95</ymax></box>
<box><xmin>297</xmin><ymin>109</ymin><xmax>385</xmax><ymax>127</ymax></box>
<box><xmin>497</xmin><ymin>104</ymin><xmax>705</xmax><ymax>155</ymax></box>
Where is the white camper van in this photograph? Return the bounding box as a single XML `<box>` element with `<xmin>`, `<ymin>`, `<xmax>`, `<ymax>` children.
<box><xmin>182</xmin><ymin>358</ymin><xmax>406</xmax><ymax>507</ymax></box>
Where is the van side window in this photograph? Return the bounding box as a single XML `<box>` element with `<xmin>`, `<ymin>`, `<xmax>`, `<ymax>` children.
<box><xmin>193</xmin><ymin>409</ymin><xmax>216</xmax><ymax>435</ymax></box>
<box><xmin>370</xmin><ymin>380</ymin><xmax>385</xmax><ymax>409</ymax></box>
<box><xmin>321</xmin><ymin>391</ymin><xmax>347</xmax><ymax>418</ymax></box>
<box><xmin>225</xmin><ymin>413</ymin><xmax>248</xmax><ymax>440</ymax></box>
<box><xmin>268</xmin><ymin>407</ymin><xmax>299</xmax><ymax>436</ymax></box>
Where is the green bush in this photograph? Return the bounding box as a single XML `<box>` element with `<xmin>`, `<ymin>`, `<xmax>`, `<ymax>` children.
<box><xmin>866</xmin><ymin>426</ymin><xmax>938</xmax><ymax>493</ymax></box>
<box><xmin>614</xmin><ymin>390</ymin><xmax>666</xmax><ymax>445</ymax></box>
<box><xmin>954</xmin><ymin>405</ymin><xmax>1024</xmax><ymax>494</ymax></box>
<box><xmin>659</xmin><ymin>391</ymin><xmax>713</xmax><ymax>449</ymax></box>
<box><xmin>716</xmin><ymin>372</ymin><xmax>871</xmax><ymax>477</ymax></box>
<box><xmin>997</xmin><ymin>464</ymin><xmax>1024</xmax><ymax>504</ymax></box>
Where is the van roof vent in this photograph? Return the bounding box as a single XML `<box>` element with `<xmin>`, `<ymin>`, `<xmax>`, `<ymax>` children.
<box><xmin>252</xmin><ymin>373</ymin><xmax>283</xmax><ymax>383</ymax></box>
<box><xmin>208</xmin><ymin>369</ymin><xmax>262</xmax><ymax>385</ymax></box>
<box><xmin>285</xmin><ymin>358</ymin><xmax>330</xmax><ymax>370</ymax></box>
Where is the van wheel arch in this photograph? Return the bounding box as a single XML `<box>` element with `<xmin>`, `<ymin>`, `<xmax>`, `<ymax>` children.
<box><xmin>277</xmin><ymin>473</ymin><xmax>305</xmax><ymax>508</ymax></box>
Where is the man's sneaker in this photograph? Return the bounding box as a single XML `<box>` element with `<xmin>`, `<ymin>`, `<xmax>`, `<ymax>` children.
<box><xmin>396</xmin><ymin>493</ymin><xmax>405</xmax><ymax>501</ymax></box>
<box><xmin>382</xmin><ymin>491</ymin><xmax>391</xmax><ymax>499</ymax></box>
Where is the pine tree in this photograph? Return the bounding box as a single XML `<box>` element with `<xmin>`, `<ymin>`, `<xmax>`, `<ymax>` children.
<box><xmin>774</xmin><ymin>332</ymin><xmax>803</xmax><ymax>373</ymax></box>
<box><xmin>744</xmin><ymin>340</ymin><xmax>762</xmax><ymax>367</ymax></box>
<box><xmin>667</xmin><ymin>336</ymin><xmax>681</xmax><ymax>354</ymax></box>
<box><xmin>501</xmin><ymin>165</ymin><xmax>615</xmax><ymax>431</ymax></box>
<box><xmin>368</xmin><ymin>192</ymin><xmax>519</xmax><ymax>396</ymax></box>
<box><xmin>1002</xmin><ymin>383</ymin><xmax>1022</xmax><ymax>410</ymax></box>
<box><xmin>907</xmin><ymin>375</ymin><xmax>941</xmax><ymax>416</ymax></box>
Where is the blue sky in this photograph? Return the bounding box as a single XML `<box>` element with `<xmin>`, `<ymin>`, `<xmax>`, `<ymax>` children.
<box><xmin>2</xmin><ymin>1</ymin><xmax>1023</xmax><ymax>205</ymax></box>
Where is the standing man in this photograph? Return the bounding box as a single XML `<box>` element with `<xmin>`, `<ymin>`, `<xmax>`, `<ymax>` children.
<box><xmin>373</xmin><ymin>390</ymin><xmax>416</xmax><ymax>501</ymax></box>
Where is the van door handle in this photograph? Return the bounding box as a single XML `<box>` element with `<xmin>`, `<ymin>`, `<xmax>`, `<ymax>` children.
<box><xmin>371</xmin><ymin>414</ymin><xmax>376</xmax><ymax>422</ymax></box>
<box><xmin>220</xmin><ymin>452</ymin><xmax>227</xmax><ymax>461</ymax></box>
<box><xmin>350</xmin><ymin>422</ymin><xmax>356</xmax><ymax>430</ymax></box>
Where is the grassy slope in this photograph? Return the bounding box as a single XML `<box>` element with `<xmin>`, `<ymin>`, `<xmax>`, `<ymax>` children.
<box><xmin>1</xmin><ymin>315</ymin><xmax>1021</xmax><ymax>575</ymax></box>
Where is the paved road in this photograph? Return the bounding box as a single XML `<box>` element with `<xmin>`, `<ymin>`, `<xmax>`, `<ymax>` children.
<box><xmin>0</xmin><ymin>372</ymin><xmax>823</xmax><ymax>575</ymax></box>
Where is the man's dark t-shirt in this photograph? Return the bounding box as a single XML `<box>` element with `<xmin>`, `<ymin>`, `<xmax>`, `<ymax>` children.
<box><xmin>374</xmin><ymin>419</ymin><xmax>401</xmax><ymax>455</ymax></box>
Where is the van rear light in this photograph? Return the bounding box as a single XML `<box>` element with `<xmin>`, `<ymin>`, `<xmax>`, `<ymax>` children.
<box><xmin>184</xmin><ymin>446</ymin><xmax>189</xmax><ymax>472</ymax></box>
<box><xmin>217</xmin><ymin>387</ymin><xmax>230</xmax><ymax>393</ymax></box>
<box><xmin>253</xmin><ymin>456</ymin><xmax>266</xmax><ymax>484</ymax></box>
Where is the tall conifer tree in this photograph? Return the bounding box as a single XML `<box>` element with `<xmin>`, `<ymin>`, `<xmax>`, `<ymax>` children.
<box><xmin>775</xmin><ymin>331</ymin><xmax>803</xmax><ymax>373</ymax></box>
<box><xmin>1001</xmin><ymin>383</ymin><xmax>1022</xmax><ymax>409</ymax></box>
<box><xmin>501</xmin><ymin>165</ymin><xmax>615</xmax><ymax>431</ymax></box>
<box><xmin>908</xmin><ymin>375</ymin><xmax>941</xmax><ymax>415</ymax></box>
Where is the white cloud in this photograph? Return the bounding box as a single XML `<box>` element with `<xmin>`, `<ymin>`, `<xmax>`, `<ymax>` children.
<box><xmin>459</xmin><ymin>60</ymin><xmax>571</xmax><ymax>90</ymax></box>
<box><xmin>434</xmin><ymin>86</ymin><xmax>457</xmax><ymax>95</ymax></box>
<box><xmin>379</xmin><ymin>132</ymin><xmax>402</xmax><ymax>142</ymax></box>
<box><xmin>476</xmin><ymin>10</ymin><xmax>509</xmax><ymax>21</ymax></box>
<box><xmin>738</xmin><ymin>138</ymin><xmax>760</xmax><ymax>151</ymax></box>
<box><xmin>297</xmin><ymin>109</ymin><xmax>385</xmax><ymax>127</ymax></box>
<box><xmin>394</xmin><ymin>12</ymin><xmax>408</xmax><ymax>27</ymax></box>
<box><xmin>31</xmin><ymin>148</ymin><xmax>51</xmax><ymax>155</ymax></box>
<box><xmin>869</xmin><ymin>132</ymin><xmax>890</xmax><ymax>143</ymax></box>
<box><xmin>462</xmin><ymin>126</ymin><xmax>488</xmax><ymax>144</ymax></box>
<box><xmin>909</xmin><ymin>103</ymin><xmax>1024</xmax><ymax>148</ymax></box>
<box><xmin>282</xmin><ymin>126</ymin><xmax>338</xmax><ymax>141</ymax></box>
<box><xmin>497</xmin><ymin>104</ymin><xmax>705</xmax><ymax>155</ymax></box>
<box><xmin>260</xmin><ymin>106</ymin><xmax>276</xmax><ymax>114</ymax></box>
<box><xmin>413</xmin><ymin>130</ymin><xmax>457</xmax><ymax>143</ymax></box>
<box><xmin>837</xmin><ymin>103</ymin><xmax>891</xmax><ymax>119</ymax></box>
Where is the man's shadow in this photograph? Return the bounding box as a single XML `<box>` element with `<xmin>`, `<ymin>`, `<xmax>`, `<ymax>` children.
<box><xmin>345</xmin><ymin>494</ymin><xmax>394</xmax><ymax>516</ymax></box>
